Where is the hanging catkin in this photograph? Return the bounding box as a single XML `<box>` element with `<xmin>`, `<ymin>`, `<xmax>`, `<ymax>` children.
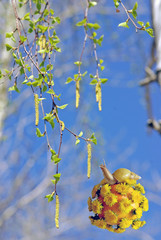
<box><xmin>34</xmin><ymin>93</ymin><xmax>39</xmax><ymax>126</ymax></box>
<box><xmin>87</xmin><ymin>143</ymin><xmax>92</xmax><ymax>178</ymax></box>
<box><xmin>98</xmin><ymin>82</ymin><xmax>102</xmax><ymax>111</ymax></box>
<box><xmin>76</xmin><ymin>80</ymin><xmax>80</xmax><ymax>108</ymax></box>
<box><xmin>42</xmin><ymin>35</ymin><xmax>46</xmax><ymax>58</ymax></box>
<box><xmin>95</xmin><ymin>83</ymin><xmax>99</xmax><ymax>102</ymax></box>
<box><xmin>55</xmin><ymin>194</ymin><xmax>59</xmax><ymax>229</ymax></box>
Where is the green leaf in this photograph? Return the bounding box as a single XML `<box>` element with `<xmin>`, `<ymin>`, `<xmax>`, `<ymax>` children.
<box><xmin>37</xmin><ymin>25</ymin><xmax>48</xmax><ymax>33</ymax></box>
<box><xmin>44</xmin><ymin>9</ymin><xmax>49</xmax><ymax>17</ymax></box>
<box><xmin>82</xmin><ymin>71</ymin><xmax>87</xmax><ymax>77</ymax></box>
<box><xmin>132</xmin><ymin>10</ymin><xmax>137</xmax><ymax>19</ymax></box>
<box><xmin>51</xmin><ymin>179</ymin><xmax>56</xmax><ymax>185</ymax></box>
<box><xmin>89</xmin><ymin>1</ymin><xmax>97</xmax><ymax>7</ymax></box>
<box><xmin>20</xmin><ymin>35</ymin><xmax>27</xmax><ymax>43</ymax></box>
<box><xmin>45</xmin><ymin>194</ymin><xmax>54</xmax><ymax>202</ymax></box>
<box><xmin>8</xmin><ymin>85</ymin><xmax>20</xmax><ymax>93</ymax></box>
<box><xmin>118</xmin><ymin>22</ymin><xmax>129</xmax><ymax>28</ymax></box>
<box><xmin>46</xmin><ymin>89</ymin><xmax>55</xmax><ymax>95</ymax></box>
<box><xmin>87</xmin><ymin>23</ymin><xmax>101</xmax><ymax>30</ymax></box>
<box><xmin>132</xmin><ymin>2</ymin><xmax>138</xmax><ymax>19</ymax></box>
<box><xmin>53</xmin><ymin>173</ymin><xmax>61</xmax><ymax>182</ymax></box>
<box><xmin>42</xmin><ymin>85</ymin><xmax>47</xmax><ymax>92</ymax></box>
<box><xmin>74</xmin><ymin>61</ymin><xmax>82</xmax><ymax>66</ymax></box>
<box><xmin>46</xmin><ymin>64</ymin><xmax>53</xmax><ymax>71</ymax></box>
<box><xmin>89</xmin><ymin>74</ymin><xmax>94</xmax><ymax>78</ymax></box>
<box><xmin>145</xmin><ymin>22</ymin><xmax>150</xmax><ymax>28</ymax></box>
<box><xmin>137</xmin><ymin>21</ymin><xmax>144</xmax><ymax>27</ymax></box>
<box><xmin>66</xmin><ymin>77</ymin><xmax>73</xmax><ymax>84</ymax></box>
<box><xmin>43</xmin><ymin>113</ymin><xmax>55</xmax><ymax>128</ymax></box>
<box><xmin>5</xmin><ymin>44</ymin><xmax>12</xmax><ymax>51</ymax></box>
<box><xmin>75</xmin><ymin>138</ymin><xmax>80</xmax><ymax>145</ymax></box>
<box><xmin>90</xmin><ymin>79</ymin><xmax>97</xmax><ymax>85</ymax></box>
<box><xmin>133</xmin><ymin>2</ymin><xmax>138</xmax><ymax>11</ymax></box>
<box><xmin>36</xmin><ymin>128</ymin><xmax>44</xmax><ymax>137</ymax></box>
<box><xmin>50</xmin><ymin>9</ymin><xmax>54</xmax><ymax>15</ymax></box>
<box><xmin>78</xmin><ymin>131</ymin><xmax>83</xmax><ymax>137</ymax></box>
<box><xmin>146</xmin><ymin>28</ymin><xmax>154</xmax><ymax>37</ymax></box>
<box><xmin>23</xmin><ymin>12</ymin><xmax>30</xmax><ymax>20</ymax></box>
<box><xmin>36</xmin><ymin>2</ymin><xmax>41</xmax><ymax>11</ymax></box>
<box><xmin>76</xmin><ymin>18</ymin><xmax>87</xmax><ymax>27</ymax></box>
<box><xmin>6</xmin><ymin>32</ymin><xmax>13</xmax><ymax>38</ymax></box>
<box><xmin>101</xmin><ymin>78</ymin><xmax>108</xmax><ymax>84</ymax></box>
<box><xmin>90</xmin><ymin>133</ymin><xmax>97</xmax><ymax>145</ymax></box>
<box><xmin>100</xmin><ymin>59</ymin><xmax>104</xmax><ymax>64</ymax></box>
<box><xmin>51</xmin><ymin>154</ymin><xmax>61</xmax><ymax>164</ymax></box>
<box><xmin>57</xmin><ymin>104</ymin><xmax>68</xmax><ymax>109</ymax></box>
<box><xmin>22</xmin><ymin>79</ymin><xmax>28</xmax><ymax>84</ymax></box>
<box><xmin>113</xmin><ymin>0</ymin><xmax>119</xmax><ymax>8</ymax></box>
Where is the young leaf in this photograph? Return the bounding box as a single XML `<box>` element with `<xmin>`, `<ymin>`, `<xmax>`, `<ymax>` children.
<box><xmin>145</xmin><ymin>22</ymin><xmax>150</xmax><ymax>28</ymax></box>
<box><xmin>90</xmin><ymin>133</ymin><xmax>97</xmax><ymax>145</ymax></box>
<box><xmin>65</xmin><ymin>77</ymin><xmax>73</xmax><ymax>84</ymax></box>
<box><xmin>53</xmin><ymin>173</ymin><xmax>61</xmax><ymax>182</ymax></box>
<box><xmin>132</xmin><ymin>2</ymin><xmax>138</xmax><ymax>19</ymax></box>
<box><xmin>75</xmin><ymin>138</ymin><xmax>80</xmax><ymax>145</ymax></box>
<box><xmin>52</xmin><ymin>155</ymin><xmax>61</xmax><ymax>164</ymax></box>
<box><xmin>45</xmin><ymin>194</ymin><xmax>54</xmax><ymax>202</ymax></box>
<box><xmin>137</xmin><ymin>21</ymin><xmax>144</xmax><ymax>27</ymax></box>
<box><xmin>46</xmin><ymin>89</ymin><xmax>55</xmax><ymax>95</ymax></box>
<box><xmin>118</xmin><ymin>22</ymin><xmax>129</xmax><ymax>28</ymax></box>
<box><xmin>101</xmin><ymin>78</ymin><xmax>108</xmax><ymax>84</ymax></box>
<box><xmin>87</xmin><ymin>23</ymin><xmax>101</xmax><ymax>30</ymax></box>
<box><xmin>23</xmin><ymin>12</ymin><xmax>30</xmax><ymax>20</ymax></box>
<box><xmin>74</xmin><ymin>61</ymin><xmax>82</xmax><ymax>66</ymax></box>
<box><xmin>113</xmin><ymin>0</ymin><xmax>119</xmax><ymax>8</ymax></box>
<box><xmin>90</xmin><ymin>79</ymin><xmax>97</xmax><ymax>85</ymax></box>
<box><xmin>76</xmin><ymin>18</ymin><xmax>87</xmax><ymax>27</ymax></box>
<box><xmin>78</xmin><ymin>131</ymin><xmax>83</xmax><ymax>137</ymax></box>
<box><xmin>89</xmin><ymin>1</ymin><xmax>97</xmax><ymax>8</ymax></box>
<box><xmin>57</xmin><ymin>104</ymin><xmax>68</xmax><ymax>109</ymax></box>
<box><xmin>8</xmin><ymin>85</ymin><xmax>20</xmax><ymax>93</ymax></box>
<box><xmin>5</xmin><ymin>44</ymin><xmax>13</xmax><ymax>51</ymax></box>
<box><xmin>36</xmin><ymin>128</ymin><xmax>44</xmax><ymax>137</ymax></box>
<box><xmin>146</xmin><ymin>28</ymin><xmax>154</xmax><ymax>37</ymax></box>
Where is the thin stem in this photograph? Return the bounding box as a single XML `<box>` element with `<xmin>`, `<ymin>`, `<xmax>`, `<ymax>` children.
<box><xmin>119</xmin><ymin>0</ymin><xmax>144</xmax><ymax>31</ymax></box>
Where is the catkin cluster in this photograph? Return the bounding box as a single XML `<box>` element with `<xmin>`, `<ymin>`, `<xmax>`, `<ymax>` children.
<box><xmin>88</xmin><ymin>180</ymin><xmax>148</xmax><ymax>233</ymax></box>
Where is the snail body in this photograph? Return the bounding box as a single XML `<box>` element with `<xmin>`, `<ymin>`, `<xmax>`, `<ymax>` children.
<box><xmin>100</xmin><ymin>163</ymin><xmax>141</xmax><ymax>185</ymax></box>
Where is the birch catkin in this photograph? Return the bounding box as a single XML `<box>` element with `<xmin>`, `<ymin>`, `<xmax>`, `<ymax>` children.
<box><xmin>95</xmin><ymin>83</ymin><xmax>99</xmax><ymax>102</ymax></box>
<box><xmin>98</xmin><ymin>82</ymin><xmax>102</xmax><ymax>111</ymax></box>
<box><xmin>87</xmin><ymin>143</ymin><xmax>92</xmax><ymax>178</ymax></box>
<box><xmin>95</xmin><ymin>82</ymin><xmax>102</xmax><ymax>111</ymax></box>
<box><xmin>42</xmin><ymin>35</ymin><xmax>46</xmax><ymax>58</ymax></box>
<box><xmin>55</xmin><ymin>194</ymin><xmax>59</xmax><ymax>229</ymax></box>
<box><xmin>76</xmin><ymin>80</ymin><xmax>80</xmax><ymax>108</ymax></box>
<box><xmin>34</xmin><ymin>93</ymin><xmax>39</xmax><ymax>126</ymax></box>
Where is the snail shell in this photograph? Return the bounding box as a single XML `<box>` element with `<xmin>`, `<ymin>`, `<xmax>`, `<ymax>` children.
<box><xmin>113</xmin><ymin>168</ymin><xmax>141</xmax><ymax>183</ymax></box>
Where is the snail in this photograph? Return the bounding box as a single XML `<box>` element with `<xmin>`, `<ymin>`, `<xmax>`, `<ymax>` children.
<box><xmin>100</xmin><ymin>162</ymin><xmax>141</xmax><ymax>185</ymax></box>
